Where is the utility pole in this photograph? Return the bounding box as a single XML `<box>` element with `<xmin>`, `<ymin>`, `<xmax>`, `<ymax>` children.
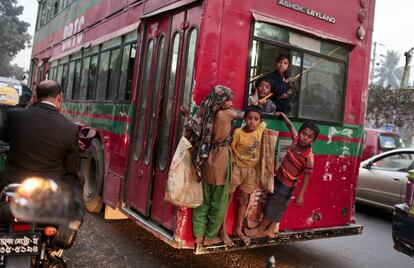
<box><xmin>370</xmin><ymin>42</ymin><xmax>385</xmax><ymax>85</ymax></box>
<box><xmin>400</xmin><ymin>47</ymin><xmax>414</xmax><ymax>90</ymax></box>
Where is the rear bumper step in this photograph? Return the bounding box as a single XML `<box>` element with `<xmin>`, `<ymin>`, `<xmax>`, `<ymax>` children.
<box><xmin>195</xmin><ymin>224</ymin><xmax>363</xmax><ymax>254</ymax></box>
<box><xmin>120</xmin><ymin>205</ymin><xmax>362</xmax><ymax>254</ymax></box>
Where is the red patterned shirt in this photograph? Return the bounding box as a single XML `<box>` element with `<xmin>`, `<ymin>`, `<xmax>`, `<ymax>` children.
<box><xmin>277</xmin><ymin>135</ymin><xmax>314</xmax><ymax>187</ymax></box>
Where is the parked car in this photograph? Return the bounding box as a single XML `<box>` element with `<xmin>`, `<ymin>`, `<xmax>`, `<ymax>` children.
<box><xmin>0</xmin><ymin>76</ymin><xmax>32</xmax><ymax>106</ymax></box>
<box><xmin>356</xmin><ymin>148</ymin><xmax>414</xmax><ymax>211</ymax></box>
<box><xmin>361</xmin><ymin>128</ymin><xmax>405</xmax><ymax>161</ymax></box>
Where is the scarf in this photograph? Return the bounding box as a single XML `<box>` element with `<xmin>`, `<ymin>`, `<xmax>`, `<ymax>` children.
<box><xmin>185</xmin><ymin>85</ymin><xmax>233</xmax><ymax>174</ymax></box>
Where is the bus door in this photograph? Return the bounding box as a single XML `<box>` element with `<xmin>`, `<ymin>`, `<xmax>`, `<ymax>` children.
<box><xmin>125</xmin><ymin>14</ymin><xmax>171</xmax><ymax>216</ymax></box>
<box><xmin>151</xmin><ymin>6</ymin><xmax>201</xmax><ymax>229</ymax></box>
<box><xmin>125</xmin><ymin>4</ymin><xmax>201</xmax><ymax>228</ymax></box>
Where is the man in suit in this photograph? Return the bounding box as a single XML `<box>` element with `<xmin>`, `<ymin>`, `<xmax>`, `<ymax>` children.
<box><xmin>0</xmin><ymin>80</ymin><xmax>80</xmax><ymax>186</ymax></box>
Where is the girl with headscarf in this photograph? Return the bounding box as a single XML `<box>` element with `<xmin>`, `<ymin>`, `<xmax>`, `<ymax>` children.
<box><xmin>185</xmin><ymin>85</ymin><xmax>243</xmax><ymax>246</ymax></box>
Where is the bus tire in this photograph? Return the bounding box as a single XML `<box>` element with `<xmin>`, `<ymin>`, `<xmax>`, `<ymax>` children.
<box><xmin>81</xmin><ymin>138</ymin><xmax>104</xmax><ymax>213</ymax></box>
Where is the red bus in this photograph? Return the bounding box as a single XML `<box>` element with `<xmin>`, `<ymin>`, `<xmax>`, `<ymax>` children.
<box><xmin>29</xmin><ymin>0</ymin><xmax>375</xmax><ymax>253</ymax></box>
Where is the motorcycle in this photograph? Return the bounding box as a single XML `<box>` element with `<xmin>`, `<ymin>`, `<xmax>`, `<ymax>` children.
<box><xmin>0</xmin><ymin>126</ymin><xmax>96</xmax><ymax>268</ymax></box>
<box><xmin>0</xmin><ymin>177</ymin><xmax>84</xmax><ymax>268</ymax></box>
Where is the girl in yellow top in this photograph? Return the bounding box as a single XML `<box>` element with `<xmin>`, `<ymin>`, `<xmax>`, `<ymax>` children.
<box><xmin>221</xmin><ymin>105</ymin><xmax>266</xmax><ymax>246</ymax></box>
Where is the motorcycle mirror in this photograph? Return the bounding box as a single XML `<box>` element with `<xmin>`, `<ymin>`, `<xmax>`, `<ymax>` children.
<box><xmin>79</xmin><ymin>127</ymin><xmax>97</xmax><ymax>139</ymax></box>
<box><xmin>10</xmin><ymin>177</ymin><xmax>84</xmax><ymax>224</ymax></box>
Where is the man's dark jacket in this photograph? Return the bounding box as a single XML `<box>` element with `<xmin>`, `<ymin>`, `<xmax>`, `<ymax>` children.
<box><xmin>0</xmin><ymin>102</ymin><xmax>79</xmax><ymax>184</ymax></box>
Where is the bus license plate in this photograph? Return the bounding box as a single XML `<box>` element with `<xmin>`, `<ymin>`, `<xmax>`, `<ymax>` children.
<box><xmin>0</xmin><ymin>234</ymin><xmax>40</xmax><ymax>256</ymax></box>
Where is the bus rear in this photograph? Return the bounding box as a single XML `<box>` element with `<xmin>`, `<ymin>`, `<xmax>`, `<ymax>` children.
<box><xmin>30</xmin><ymin>0</ymin><xmax>375</xmax><ymax>253</ymax></box>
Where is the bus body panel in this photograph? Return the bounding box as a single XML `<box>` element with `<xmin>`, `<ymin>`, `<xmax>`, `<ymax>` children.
<box><xmin>63</xmin><ymin>102</ymin><xmax>133</xmax><ymax>209</ymax></box>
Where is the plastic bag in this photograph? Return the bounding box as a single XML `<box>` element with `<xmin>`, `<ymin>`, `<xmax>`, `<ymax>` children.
<box><xmin>164</xmin><ymin>137</ymin><xmax>203</xmax><ymax>208</ymax></box>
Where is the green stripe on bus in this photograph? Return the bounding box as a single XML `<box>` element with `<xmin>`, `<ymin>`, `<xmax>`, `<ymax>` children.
<box><xmin>63</xmin><ymin>102</ymin><xmax>133</xmax><ymax>117</ymax></box>
<box><xmin>34</xmin><ymin>0</ymin><xmax>101</xmax><ymax>46</ymax></box>
<box><xmin>263</xmin><ymin>119</ymin><xmax>363</xmax><ymax>156</ymax></box>
<box><xmin>62</xmin><ymin>102</ymin><xmax>134</xmax><ymax>135</ymax></box>
<box><xmin>63</xmin><ymin>102</ymin><xmax>364</xmax><ymax>155</ymax></box>
<box><xmin>265</xmin><ymin>119</ymin><xmax>363</xmax><ymax>156</ymax></box>
<box><xmin>65</xmin><ymin>114</ymin><xmax>127</xmax><ymax>135</ymax></box>
<box><xmin>264</xmin><ymin>119</ymin><xmax>364</xmax><ymax>139</ymax></box>
<box><xmin>276</xmin><ymin>138</ymin><xmax>362</xmax><ymax>156</ymax></box>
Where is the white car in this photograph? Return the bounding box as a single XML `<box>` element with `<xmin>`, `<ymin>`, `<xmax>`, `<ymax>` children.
<box><xmin>356</xmin><ymin>148</ymin><xmax>414</xmax><ymax>211</ymax></box>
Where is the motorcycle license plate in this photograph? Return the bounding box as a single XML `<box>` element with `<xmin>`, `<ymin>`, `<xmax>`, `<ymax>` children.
<box><xmin>0</xmin><ymin>234</ymin><xmax>40</xmax><ymax>256</ymax></box>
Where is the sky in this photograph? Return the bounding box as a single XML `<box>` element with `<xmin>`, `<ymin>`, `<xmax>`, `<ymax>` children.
<box><xmin>11</xmin><ymin>0</ymin><xmax>414</xmax><ymax>70</ymax></box>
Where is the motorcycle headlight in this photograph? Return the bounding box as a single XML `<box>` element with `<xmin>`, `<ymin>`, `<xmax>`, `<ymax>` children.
<box><xmin>10</xmin><ymin>177</ymin><xmax>84</xmax><ymax>224</ymax></box>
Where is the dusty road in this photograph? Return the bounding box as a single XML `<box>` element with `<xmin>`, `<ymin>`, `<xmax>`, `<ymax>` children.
<box><xmin>64</xmin><ymin>205</ymin><xmax>413</xmax><ymax>268</ymax></box>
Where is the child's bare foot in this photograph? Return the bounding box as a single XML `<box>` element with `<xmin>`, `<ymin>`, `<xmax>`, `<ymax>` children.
<box><xmin>263</xmin><ymin>223</ymin><xmax>279</xmax><ymax>238</ymax></box>
<box><xmin>195</xmin><ymin>236</ymin><xmax>204</xmax><ymax>245</ymax></box>
<box><xmin>236</xmin><ymin>230</ymin><xmax>251</xmax><ymax>245</ymax></box>
<box><xmin>264</xmin><ymin>229</ymin><xmax>278</xmax><ymax>239</ymax></box>
<box><xmin>203</xmin><ymin>237</ymin><xmax>222</xmax><ymax>246</ymax></box>
<box><xmin>244</xmin><ymin>227</ymin><xmax>265</xmax><ymax>238</ymax></box>
<box><xmin>220</xmin><ymin>232</ymin><xmax>235</xmax><ymax>247</ymax></box>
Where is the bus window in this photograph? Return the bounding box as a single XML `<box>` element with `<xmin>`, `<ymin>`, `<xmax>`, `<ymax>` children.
<box><xmin>72</xmin><ymin>60</ymin><xmax>82</xmax><ymax>100</ymax></box>
<box><xmin>66</xmin><ymin>61</ymin><xmax>76</xmax><ymax>99</ymax></box>
<box><xmin>61</xmin><ymin>64</ymin><xmax>69</xmax><ymax>94</ymax></box>
<box><xmin>125</xmin><ymin>31</ymin><xmax>138</xmax><ymax>43</ymax></box>
<box><xmin>39</xmin><ymin>1</ymin><xmax>46</xmax><ymax>28</ymax></box>
<box><xmin>249</xmin><ymin>21</ymin><xmax>348</xmax><ymax>123</ymax></box>
<box><xmin>46</xmin><ymin>0</ymin><xmax>53</xmax><ymax>21</ymax></box>
<box><xmin>37</xmin><ymin>67</ymin><xmax>43</xmax><ymax>84</ymax></box>
<box><xmin>80</xmin><ymin>57</ymin><xmax>91</xmax><ymax>100</ymax></box>
<box><xmin>134</xmin><ymin>39</ymin><xmax>154</xmax><ymax>160</ymax></box>
<box><xmin>76</xmin><ymin>48</ymin><xmax>98</xmax><ymax>100</ymax></box>
<box><xmin>298</xmin><ymin>53</ymin><xmax>346</xmax><ymax>121</ymax></box>
<box><xmin>102</xmin><ymin>37</ymin><xmax>122</xmax><ymax>50</ymax></box>
<box><xmin>158</xmin><ymin>32</ymin><xmax>180</xmax><ymax>170</ymax></box>
<box><xmin>57</xmin><ymin>57</ymin><xmax>69</xmax><ymax>95</ymax></box>
<box><xmin>119</xmin><ymin>43</ymin><xmax>137</xmax><ymax>101</ymax></box>
<box><xmin>52</xmin><ymin>0</ymin><xmax>59</xmax><ymax>17</ymax></box>
<box><xmin>87</xmin><ymin>55</ymin><xmax>98</xmax><ymax>100</ymax></box>
<box><xmin>56</xmin><ymin>65</ymin><xmax>63</xmax><ymax>86</ymax></box>
<box><xmin>49</xmin><ymin>68</ymin><xmax>56</xmax><ymax>81</ymax></box>
<box><xmin>84</xmin><ymin>46</ymin><xmax>99</xmax><ymax>57</ymax></box>
<box><xmin>96</xmin><ymin>51</ymin><xmax>110</xmax><ymax>100</ymax></box>
<box><xmin>53</xmin><ymin>68</ymin><xmax>58</xmax><ymax>81</ymax></box>
<box><xmin>106</xmin><ymin>49</ymin><xmax>120</xmax><ymax>100</ymax></box>
<box><xmin>50</xmin><ymin>61</ymin><xmax>58</xmax><ymax>81</ymax></box>
<box><xmin>144</xmin><ymin>36</ymin><xmax>165</xmax><ymax>165</ymax></box>
<box><xmin>176</xmin><ymin>28</ymin><xmax>198</xmax><ymax>142</ymax></box>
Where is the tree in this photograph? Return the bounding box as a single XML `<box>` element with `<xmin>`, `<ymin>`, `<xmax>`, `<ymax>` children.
<box><xmin>0</xmin><ymin>0</ymin><xmax>31</xmax><ymax>77</ymax></box>
<box><xmin>366</xmin><ymin>84</ymin><xmax>414</xmax><ymax>143</ymax></box>
<box><xmin>374</xmin><ymin>50</ymin><xmax>402</xmax><ymax>89</ymax></box>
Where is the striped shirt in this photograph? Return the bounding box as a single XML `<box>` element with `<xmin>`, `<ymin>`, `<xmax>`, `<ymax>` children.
<box><xmin>277</xmin><ymin>135</ymin><xmax>314</xmax><ymax>187</ymax></box>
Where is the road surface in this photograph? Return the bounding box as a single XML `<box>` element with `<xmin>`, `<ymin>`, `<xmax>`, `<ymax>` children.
<box><xmin>64</xmin><ymin>205</ymin><xmax>413</xmax><ymax>267</ymax></box>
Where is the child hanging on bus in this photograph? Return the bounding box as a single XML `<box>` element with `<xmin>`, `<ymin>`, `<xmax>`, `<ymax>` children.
<box><xmin>220</xmin><ymin>105</ymin><xmax>267</xmax><ymax>246</ymax></box>
<box><xmin>184</xmin><ymin>85</ymin><xmax>243</xmax><ymax>246</ymax></box>
<box><xmin>248</xmin><ymin>76</ymin><xmax>277</xmax><ymax>114</ymax></box>
<box><xmin>268</xmin><ymin>54</ymin><xmax>292</xmax><ymax>113</ymax></box>
<box><xmin>245</xmin><ymin>112</ymin><xmax>319</xmax><ymax>238</ymax></box>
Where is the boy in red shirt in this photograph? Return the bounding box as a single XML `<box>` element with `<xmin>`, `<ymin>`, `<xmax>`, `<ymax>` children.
<box><xmin>245</xmin><ymin>112</ymin><xmax>319</xmax><ymax>238</ymax></box>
